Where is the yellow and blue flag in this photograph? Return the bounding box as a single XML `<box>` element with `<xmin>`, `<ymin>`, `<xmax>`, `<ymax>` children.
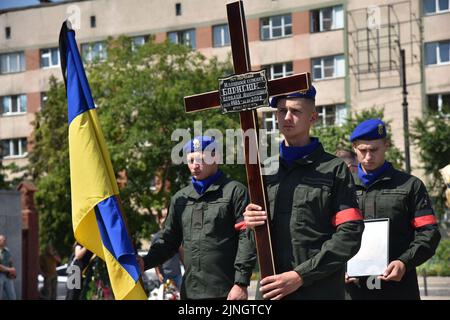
<box><xmin>59</xmin><ymin>21</ymin><xmax>146</xmax><ymax>300</ymax></box>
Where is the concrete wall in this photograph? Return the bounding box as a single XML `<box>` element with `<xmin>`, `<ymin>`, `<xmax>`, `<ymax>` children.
<box><xmin>423</xmin><ymin>11</ymin><xmax>450</xmax><ymax>43</ymax></box>
<box><xmin>0</xmin><ymin>114</ymin><xmax>34</xmax><ymax>140</ymax></box>
<box><xmin>425</xmin><ymin>64</ymin><xmax>450</xmax><ymax>93</ymax></box>
<box><xmin>0</xmin><ymin>190</ymin><xmax>22</xmax><ymax>299</ymax></box>
<box><xmin>0</xmin><ymin>0</ymin><xmax>329</xmax><ymax>50</ymax></box>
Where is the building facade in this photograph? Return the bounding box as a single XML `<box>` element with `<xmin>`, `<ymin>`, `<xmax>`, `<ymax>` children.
<box><xmin>0</xmin><ymin>0</ymin><xmax>449</xmax><ymax>178</ymax></box>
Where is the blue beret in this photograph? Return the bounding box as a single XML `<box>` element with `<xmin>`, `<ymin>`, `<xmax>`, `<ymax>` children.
<box><xmin>269</xmin><ymin>85</ymin><xmax>316</xmax><ymax>108</ymax></box>
<box><xmin>183</xmin><ymin>136</ymin><xmax>217</xmax><ymax>153</ymax></box>
<box><xmin>350</xmin><ymin>119</ymin><xmax>387</xmax><ymax>142</ymax></box>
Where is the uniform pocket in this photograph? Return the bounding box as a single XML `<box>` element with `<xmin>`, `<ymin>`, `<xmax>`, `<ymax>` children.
<box><xmin>203</xmin><ymin>200</ymin><xmax>232</xmax><ymax>240</ymax></box>
<box><xmin>293</xmin><ymin>185</ymin><xmax>331</xmax><ymax>222</ymax></box>
<box><xmin>377</xmin><ymin>189</ymin><xmax>410</xmax><ymax>235</ymax></box>
<box><xmin>291</xmin><ymin>184</ymin><xmax>331</xmax><ymax>243</ymax></box>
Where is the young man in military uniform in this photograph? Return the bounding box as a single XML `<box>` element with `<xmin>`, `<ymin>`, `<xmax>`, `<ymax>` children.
<box><xmin>243</xmin><ymin>87</ymin><xmax>365</xmax><ymax>300</ymax></box>
<box><xmin>140</xmin><ymin>136</ymin><xmax>256</xmax><ymax>299</ymax></box>
<box><xmin>345</xmin><ymin>119</ymin><xmax>441</xmax><ymax>299</ymax></box>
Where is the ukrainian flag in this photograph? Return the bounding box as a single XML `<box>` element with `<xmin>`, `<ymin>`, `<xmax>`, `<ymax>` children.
<box><xmin>59</xmin><ymin>21</ymin><xmax>147</xmax><ymax>300</ymax></box>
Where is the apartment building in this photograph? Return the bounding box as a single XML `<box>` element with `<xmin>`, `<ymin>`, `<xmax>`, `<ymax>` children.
<box><xmin>0</xmin><ymin>0</ymin><xmax>449</xmax><ymax>178</ymax></box>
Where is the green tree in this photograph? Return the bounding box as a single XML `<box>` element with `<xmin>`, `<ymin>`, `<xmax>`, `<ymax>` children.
<box><xmin>87</xmin><ymin>37</ymin><xmax>243</xmax><ymax>244</ymax></box>
<box><xmin>411</xmin><ymin>113</ymin><xmax>450</xmax><ymax>219</ymax></box>
<box><xmin>30</xmin><ymin>76</ymin><xmax>72</xmax><ymax>257</ymax></box>
<box><xmin>0</xmin><ymin>161</ymin><xmax>7</xmax><ymax>189</ymax></box>
<box><xmin>29</xmin><ymin>37</ymin><xmax>243</xmax><ymax>257</ymax></box>
<box><xmin>312</xmin><ymin>107</ymin><xmax>404</xmax><ymax>168</ymax></box>
<box><xmin>0</xmin><ymin>157</ymin><xmax>25</xmax><ymax>190</ymax></box>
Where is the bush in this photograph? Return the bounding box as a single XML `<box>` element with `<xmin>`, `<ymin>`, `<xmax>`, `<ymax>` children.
<box><xmin>417</xmin><ymin>238</ymin><xmax>450</xmax><ymax>276</ymax></box>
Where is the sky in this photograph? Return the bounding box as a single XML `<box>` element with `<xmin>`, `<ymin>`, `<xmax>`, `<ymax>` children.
<box><xmin>0</xmin><ymin>0</ymin><xmax>66</xmax><ymax>10</ymax></box>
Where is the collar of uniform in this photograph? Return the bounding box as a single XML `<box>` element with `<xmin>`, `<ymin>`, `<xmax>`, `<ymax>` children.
<box><xmin>354</xmin><ymin>164</ymin><xmax>395</xmax><ymax>188</ymax></box>
<box><xmin>280</xmin><ymin>143</ymin><xmax>325</xmax><ymax>167</ymax></box>
<box><xmin>186</xmin><ymin>173</ymin><xmax>227</xmax><ymax>200</ymax></box>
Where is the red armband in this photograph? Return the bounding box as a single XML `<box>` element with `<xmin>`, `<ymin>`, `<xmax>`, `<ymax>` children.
<box><xmin>331</xmin><ymin>208</ymin><xmax>363</xmax><ymax>227</ymax></box>
<box><xmin>234</xmin><ymin>221</ymin><xmax>247</xmax><ymax>231</ymax></box>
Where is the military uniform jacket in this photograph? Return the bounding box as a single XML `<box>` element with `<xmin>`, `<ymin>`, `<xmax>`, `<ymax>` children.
<box><xmin>143</xmin><ymin>174</ymin><xmax>256</xmax><ymax>299</ymax></box>
<box><xmin>261</xmin><ymin>144</ymin><xmax>364</xmax><ymax>300</ymax></box>
<box><xmin>346</xmin><ymin>165</ymin><xmax>441</xmax><ymax>300</ymax></box>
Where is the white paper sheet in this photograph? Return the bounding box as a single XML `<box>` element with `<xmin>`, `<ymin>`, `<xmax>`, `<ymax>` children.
<box><xmin>347</xmin><ymin>219</ymin><xmax>389</xmax><ymax>277</ymax></box>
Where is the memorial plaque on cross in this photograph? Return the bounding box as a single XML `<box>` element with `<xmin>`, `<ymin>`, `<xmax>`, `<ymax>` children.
<box><xmin>184</xmin><ymin>0</ymin><xmax>311</xmax><ymax>279</ymax></box>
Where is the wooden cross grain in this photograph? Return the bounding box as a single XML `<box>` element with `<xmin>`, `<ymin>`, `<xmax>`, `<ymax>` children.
<box><xmin>184</xmin><ymin>0</ymin><xmax>311</xmax><ymax>279</ymax></box>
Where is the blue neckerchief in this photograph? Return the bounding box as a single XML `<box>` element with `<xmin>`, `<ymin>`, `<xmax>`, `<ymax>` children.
<box><xmin>358</xmin><ymin>161</ymin><xmax>391</xmax><ymax>187</ymax></box>
<box><xmin>192</xmin><ymin>170</ymin><xmax>223</xmax><ymax>195</ymax></box>
<box><xmin>279</xmin><ymin>137</ymin><xmax>320</xmax><ymax>166</ymax></box>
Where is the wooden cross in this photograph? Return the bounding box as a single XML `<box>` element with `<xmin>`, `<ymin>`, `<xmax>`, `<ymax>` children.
<box><xmin>184</xmin><ymin>0</ymin><xmax>311</xmax><ymax>279</ymax></box>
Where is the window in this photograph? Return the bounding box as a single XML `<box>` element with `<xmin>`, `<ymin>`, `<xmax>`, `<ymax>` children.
<box><xmin>261</xmin><ymin>14</ymin><xmax>292</xmax><ymax>40</ymax></box>
<box><xmin>428</xmin><ymin>93</ymin><xmax>450</xmax><ymax>114</ymax></box>
<box><xmin>312</xmin><ymin>55</ymin><xmax>345</xmax><ymax>80</ymax></box>
<box><xmin>40</xmin><ymin>48</ymin><xmax>60</xmax><ymax>68</ymax></box>
<box><xmin>131</xmin><ymin>36</ymin><xmax>148</xmax><ymax>51</ymax></box>
<box><xmin>5</xmin><ymin>27</ymin><xmax>11</xmax><ymax>39</ymax></box>
<box><xmin>1</xmin><ymin>95</ymin><xmax>27</xmax><ymax>115</ymax></box>
<box><xmin>311</xmin><ymin>5</ymin><xmax>344</xmax><ymax>32</ymax></box>
<box><xmin>1</xmin><ymin>138</ymin><xmax>27</xmax><ymax>158</ymax></box>
<box><xmin>175</xmin><ymin>3</ymin><xmax>182</xmax><ymax>16</ymax></box>
<box><xmin>213</xmin><ymin>24</ymin><xmax>230</xmax><ymax>47</ymax></box>
<box><xmin>316</xmin><ymin>104</ymin><xmax>348</xmax><ymax>127</ymax></box>
<box><xmin>90</xmin><ymin>15</ymin><xmax>96</xmax><ymax>28</ymax></box>
<box><xmin>168</xmin><ymin>29</ymin><xmax>196</xmax><ymax>48</ymax></box>
<box><xmin>425</xmin><ymin>40</ymin><xmax>450</xmax><ymax>65</ymax></box>
<box><xmin>81</xmin><ymin>41</ymin><xmax>107</xmax><ymax>63</ymax></box>
<box><xmin>424</xmin><ymin>0</ymin><xmax>449</xmax><ymax>14</ymax></box>
<box><xmin>263</xmin><ymin>62</ymin><xmax>293</xmax><ymax>80</ymax></box>
<box><xmin>0</xmin><ymin>52</ymin><xmax>25</xmax><ymax>74</ymax></box>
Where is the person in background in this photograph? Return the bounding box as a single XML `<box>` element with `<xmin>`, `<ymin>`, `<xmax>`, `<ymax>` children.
<box><xmin>0</xmin><ymin>234</ymin><xmax>17</xmax><ymax>300</ymax></box>
<box><xmin>151</xmin><ymin>208</ymin><xmax>183</xmax><ymax>291</ymax></box>
<box><xmin>336</xmin><ymin>149</ymin><xmax>358</xmax><ymax>173</ymax></box>
<box><xmin>65</xmin><ymin>242</ymin><xmax>94</xmax><ymax>300</ymax></box>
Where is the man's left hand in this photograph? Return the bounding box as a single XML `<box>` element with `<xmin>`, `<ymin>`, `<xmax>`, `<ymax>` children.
<box><xmin>227</xmin><ymin>284</ymin><xmax>248</xmax><ymax>300</ymax></box>
<box><xmin>260</xmin><ymin>271</ymin><xmax>303</xmax><ymax>300</ymax></box>
<box><xmin>378</xmin><ymin>260</ymin><xmax>406</xmax><ymax>282</ymax></box>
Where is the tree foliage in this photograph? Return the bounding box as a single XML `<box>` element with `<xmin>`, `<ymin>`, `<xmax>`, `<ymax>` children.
<box><xmin>411</xmin><ymin>113</ymin><xmax>450</xmax><ymax>218</ymax></box>
<box><xmin>312</xmin><ymin>107</ymin><xmax>404</xmax><ymax>169</ymax></box>
<box><xmin>0</xmin><ymin>162</ymin><xmax>6</xmax><ymax>189</ymax></box>
<box><xmin>30</xmin><ymin>37</ymin><xmax>243</xmax><ymax>257</ymax></box>
<box><xmin>30</xmin><ymin>76</ymin><xmax>72</xmax><ymax>256</ymax></box>
<box><xmin>0</xmin><ymin>159</ymin><xmax>24</xmax><ymax>190</ymax></box>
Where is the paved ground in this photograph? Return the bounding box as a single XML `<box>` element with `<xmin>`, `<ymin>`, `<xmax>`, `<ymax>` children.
<box><xmin>54</xmin><ymin>276</ymin><xmax>449</xmax><ymax>300</ymax></box>
<box><xmin>248</xmin><ymin>276</ymin><xmax>450</xmax><ymax>300</ymax></box>
<box><xmin>418</xmin><ymin>276</ymin><xmax>450</xmax><ymax>300</ymax></box>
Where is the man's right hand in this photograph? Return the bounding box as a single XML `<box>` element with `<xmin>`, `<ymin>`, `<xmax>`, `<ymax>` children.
<box><xmin>243</xmin><ymin>203</ymin><xmax>267</xmax><ymax>229</ymax></box>
<box><xmin>7</xmin><ymin>267</ymin><xmax>16</xmax><ymax>279</ymax></box>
